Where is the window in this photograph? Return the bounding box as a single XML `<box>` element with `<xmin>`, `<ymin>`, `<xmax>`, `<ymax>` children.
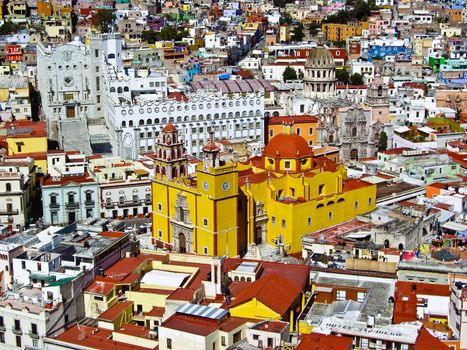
<box><xmin>355</xmin><ymin>201</ymin><xmax>359</xmax><ymax>209</ymax></box>
<box><xmin>357</xmin><ymin>292</ymin><xmax>366</xmax><ymax>302</ymax></box>
<box><xmin>282</xmin><ymin>219</ymin><xmax>286</xmax><ymax>229</ymax></box>
<box><xmin>167</xmin><ymin>338</ymin><xmax>172</xmax><ymax>349</ymax></box>
<box><xmin>360</xmin><ymin>338</ymin><xmax>369</xmax><ymax>349</ymax></box>
<box><xmin>368</xmin><ymin>197</ymin><xmax>372</xmax><ymax>206</ymax></box>
<box><xmin>14</xmin><ymin>319</ymin><xmax>20</xmax><ymax>331</ymax></box>
<box><xmin>31</xmin><ymin>323</ymin><xmax>37</xmax><ymax>335</ymax></box>
<box><xmin>94</xmin><ymin>295</ymin><xmax>104</xmax><ymax>301</ymax></box>
<box><xmin>271</xmin><ymin>216</ymin><xmax>276</xmax><ymax>225</ymax></box>
<box><xmin>318</xmin><ymin>184</ymin><xmax>325</xmax><ymax>195</ymax></box>
<box><xmin>307</xmin><ymin>217</ymin><xmax>312</xmax><ymax>226</ymax></box>
<box><xmin>221</xmin><ymin>336</ymin><xmax>226</xmax><ymax>346</ymax></box>
<box><xmin>336</xmin><ymin>290</ymin><xmax>346</xmax><ymax>301</ymax></box>
<box><xmin>21</xmin><ymin>261</ymin><xmax>26</xmax><ymax>269</ymax></box>
<box><xmin>284</xmin><ymin>161</ymin><xmax>291</xmax><ymax>169</ymax></box>
<box><xmin>16</xmin><ymin>335</ymin><xmax>21</xmax><ymax>348</ymax></box>
<box><xmin>309</xmin><ymin>127</ymin><xmax>313</xmax><ymax>134</ymax></box>
<box><xmin>203</xmin><ymin>218</ymin><xmax>208</xmax><ymax>226</ymax></box>
<box><xmin>328</xmin><ymin>212</ymin><xmax>332</xmax><ymax>220</ymax></box>
<box><xmin>86</xmin><ymin>192</ymin><xmax>92</xmax><ymax>202</ymax></box>
<box><xmin>158</xmin><ymin>203</ymin><xmax>162</xmax><ymax>211</ymax></box>
<box><xmin>0</xmin><ymin>333</ymin><xmax>4</xmax><ymax>343</ymax></box>
<box><xmin>5</xmin><ymin>183</ymin><xmax>11</xmax><ymax>192</ymax></box>
<box><xmin>203</xmin><ymin>247</ymin><xmax>208</xmax><ymax>255</ymax></box>
<box><xmin>158</xmin><ymin>230</ymin><xmax>162</xmax><ymax>238</ymax></box>
<box><xmin>296</xmin><ymin>128</ymin><xmax>301</xmax><ymax>135</ymax></box>
<box><xmin>0</xmin><ymin>317</ymin><xmax>3</xmax><ymax>327</ymax></box>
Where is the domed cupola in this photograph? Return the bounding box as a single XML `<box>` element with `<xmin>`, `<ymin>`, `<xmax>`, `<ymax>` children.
<box><xmin>263</xmin><ymin>122</ymin><xmax>314</xmax><ymax>173</ymax></box>
<box><xmin>303</xmin><ymin>36</ymin><xmax>337</xmax><ymax>100</ymax></box>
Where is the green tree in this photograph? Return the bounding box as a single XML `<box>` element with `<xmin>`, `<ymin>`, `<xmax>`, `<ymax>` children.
<box><xmin>0</xmin><ymin>21</ymin><xmax>20</xmax><ymax>35</ymax></box>
<box><xmin>378</xmin><ymin>131</ymin><xmax>388</xmax><ymax>151</ymax></box>
<box><xmin>141</xmin><ymin>30</ymin><xmax>159</xmax><ymax>44</ymax></box>
<box><xmin>283</xmin><ymin>66</ymin><xmax>298</xmax><ymax>82</ymax></box>
<box><xmin>93</xmin><ymin>9</ymin><xmax>116</xmax><ymax>33</ymax></box>
<box><xmin>336</xmin><ymin>69</ymin><xmax>350</xmax><ymax>84</ymax></box>
<box><xmin>350</xmin><ymin>72</ymin><xmax>364</xmax><ymax>85</ymax></box>
<box><xmin>292</xmin><ymin>23</ymin><xmax>305</xmax><ymax>42</ymax></box>
<box><xmin>308</xmin><ymin>24</ymin><xmax>320</xmax><ymax>37</ymax></box>
<box><xmin>280</xmin><ymin>11</ymin><xmax>293</xmax><ymax>25</ymax></box>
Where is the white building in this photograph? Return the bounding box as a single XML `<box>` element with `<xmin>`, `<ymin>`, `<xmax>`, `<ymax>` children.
<box><xmin>0</xmin><ymin>158</ymin><xmax>35</xmax><ymax>230</ymax></box>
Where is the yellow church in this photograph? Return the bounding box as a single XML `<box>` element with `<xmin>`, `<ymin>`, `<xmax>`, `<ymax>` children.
<box><xmin>152</xmin><ymin>122</ymin><xmax>376</xmax><ymax>256</ymax></box>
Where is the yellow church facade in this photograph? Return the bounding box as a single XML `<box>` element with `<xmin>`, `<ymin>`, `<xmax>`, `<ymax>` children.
<box><xmin>152</xmin><ymin>123</ymin><xmax>376</xmax><ymax>256</ymax></box>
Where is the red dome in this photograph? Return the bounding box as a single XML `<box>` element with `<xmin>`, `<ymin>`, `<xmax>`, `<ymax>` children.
<box><xmin>163</xmin><ymin>122</ymin><xmax>177</xmax><ymax>132</ymax></box>
<box><xmin>263</xmin><ymin>133</ymin><xmax>313</xmax><ymax>159</ymax></box>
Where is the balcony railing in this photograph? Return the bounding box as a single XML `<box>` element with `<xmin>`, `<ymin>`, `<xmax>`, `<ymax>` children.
<box><xmin>49</xmin><ymin>203</ymin><xmax>59</xmax><ymax>209</ymax></box>
<box><xmin>0</xmin><ymin>209</ymin><xmax>19</xmax><ymax>215</ymax></box>
<box><xmin>65</xmin><ymin>202</ymin><xmax>79</xmax><ymax>209</ymax></box>
<box><xmin>12</xmin><ymin>327</ymin><xmax>22</xmax><ymax>335</ymax></box>
<box><xmin>84</xmin><ymin>200</ymin><xmax>95</xmax><ymax>206</ymax></box>
<box><xmin>28</xmin><ymin>331</ymin><xmax>39</xmax><ymax>339</ymax></box>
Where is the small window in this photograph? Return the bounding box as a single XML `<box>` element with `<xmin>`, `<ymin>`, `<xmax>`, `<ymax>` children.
<box><xmin>203</xmin><ymin>218</ymin><xmax>208</xmax><ymax>226</ymax></box>
<box><xmin>336</xmin><ymin>290</ymin><xmax>346</xmax><ymax>301</ymax></box>
<box><xmin>357</xmin><ymin>292</ymin><xmax>366</xmax><ymax>302</ymax></box>
<box><xmin>368</xmin><ymin>198</ymin><xmax>372</xmax><ymax>206</ymax></box>
<box><xmin>309</xmin><ymin>127</ymin><xmax>313</xmax><ymax>134</ymax></box>
<box><xmin>167</xmin><ymin>338</ymin><xmax>172</xmax><ymax>349</ymax></box>
<box><xmin>221</xmin><ymin>336</ymin><xmax>226</xmax><ymax>346</ymax></box>
<box><xmin>307</xmin><ymin>217</ymin><xmax>312</xmax><ymax>226</ymax></box>
<box><xmin>282</xmin><ymin>219</ymin><xmax>286</xmax><ymax>228</ymax></box>
<box><xmin>318</xmin><ymin>184</ymin><xmax>325</xmax><ymax>195</ymax></box>
<box><xmin>158</xmin><ymin>230</ymin><xmax>162</xmax><ymax>238</ymax></box>
<box><xmin>203</xmin><ymin>247</ymin><xmax>208</xmax><ymax>255</ymax></box>
<box><xmin>271</xmin><ymin>216</ymin><xmax>276</xmax><ymax>225</ymax></box>
<box><xmin>21</xmin><ymin>261</ymin><xmax>26</xmax><ymax>270</ymax></box>
<box><xmin>355</xmin><ymin>201</ymin><xmax>359</xmax><ymax>209</ymax></box>
<box><xmin>94</xmin><ymin>295</ymin><xmax>104</xmax><ymax>301</ymax></box>
<box><xmin>5</xmin><ymin>183</ymin><xmax>11</xmax><ymax>192</ymax></box>
<box><xmin>328</xmin><ymin>212</ymin><xmax>332</xmax><ymax>220</ymax></box>
<box><xmin>158</xmin><ymin>203</ymin><xmax>162</xmax><ymax>211</ymax></box>
<box><xmin>284</xmin><ymin>161</ymin><xmax>291</xmax><ymax>169</ymax></box>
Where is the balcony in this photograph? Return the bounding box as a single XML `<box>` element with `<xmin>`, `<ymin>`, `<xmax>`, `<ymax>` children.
<box><xmin>65</xmin><ymin>202</ymin><xmax>80</xmax><ymax>210</ymax></box>
<box><xmin>104</xmin><ymin>202</ymin><xmax>115</xmax><ymax>209</ymax></box>
<box><xmin>49</xmin><ymin>202</ymin><xmax>59</xmax><ymax>209</ymax></box>
<box><xmin>28</xmin><ymin>332</ymin><xmax>39</xmax><ymax>339</ymax></box>
<box><xmin>0</xmin><ymin>325</ymin><xmax>5</xmax><ymax>332</ymax></box>
<box><xmin>84</xmin><ymin>200</ymin><xmax>95</xmax><ymax>207</ymax></box>
<box><xmin>0</xmin><ymin>209</ymin><xmax>19</xmax><ymax>215</ymax></box>
<box><xmin>12</xmin><ymin>327</ymin><xmax>22</xmax><ymax>335</ymax></box>
<box><xmin>118</xmin><ymin>200</ymin><xmax>141</xmax><ymax>208</ymax></box>
<box><xmin>145</xmin><ymin>198</ymin><xmax>152</xmax><ymax>205</ymax></box>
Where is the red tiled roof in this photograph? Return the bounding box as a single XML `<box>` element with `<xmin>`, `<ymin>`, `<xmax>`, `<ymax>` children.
<box><xmin>85</xmin><ymin>281</ymin><xmax>115</xmax><ymax>295</ymax></box>
<box><xmin>415</xmin><ymin>326</ymin><xmax>450</xmax><ymax>350</ymax></box>
<box><xmin>41</xmin><ymin>173</ymin><xmax>96</xmax><ymax>186</ymax></box>
<box><xmin>115</xmin><ymin>324</ymin><xmax>151</xmax><ymax>338</ymax></box>
<box><xmin>168</xmin><ymin>92</ymin><xmax>189</xmax><ymax>102</ymax></box>
<box><xmin>296</xmin><ymin>333</ymin><xmax>353</xmax><ymax>350</ymax></box>
<box><xmin>97</xmin><ymin>301</ymin><xmax>133</xmax><ymax>322</ymax></box>
<box><xmin>99</xmin><ymin>231</ymin><xmax>127</xmax><ymax>239</ymax></box>
<box><xmin>144</xmin><ymin>306</ymin><xmax>165</xmax><ymax>318</ymax></box>
<box><xmin>226</xmin><ymin>273</ymin><xmax>303</xmax><ymax>315</ymax></box>
<box><xmin>161</xmin><ymin>313</ymin><xmax>256</xmax><ymax>337</ymax></box>
<box><xmin>268</xmin><ymin>115</ymin><xmax>319</xmax><ymax>125</ymax></box>
<box><xmin>382</xmin><ymin>147</ymin><xmax>412</xmax><ymax>155</ymax></box>
<box><xmin>342</xmin><ymin>178</ymin><xmax>373</xmax><ymax>191</ymax></box>
<box><xmin>53</xmin><ymin>325</ymin><xmax>153</xmax><ymax>350</ymax></box>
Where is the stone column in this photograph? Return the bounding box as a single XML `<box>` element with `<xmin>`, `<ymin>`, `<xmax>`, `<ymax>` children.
<box><xmin>134</xmin><ymin>127</ymin><xmax>141</xmax><ymax>159</ymax></box>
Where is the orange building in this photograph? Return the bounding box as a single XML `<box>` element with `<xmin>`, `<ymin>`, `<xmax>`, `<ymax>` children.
<box><xmin>37</xmin><ymin>0</ymin><xmax>53</xmax><ymax>17</ymax></box>
<box><xmin>267</xmin><ymin>115</ymin><xmax>319</xmax><ymax>147</ymax></box>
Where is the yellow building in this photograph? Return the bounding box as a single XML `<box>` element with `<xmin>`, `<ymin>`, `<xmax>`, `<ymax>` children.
<box><xmin>0</xmin><ymin>120</ymin><xmax>48</xmax><ymax>173</ymax></box>
<box><xmin>322</xmin><ymin>21</ymin><xmax>368</xmax><ymax>42</ymax></box>
<box><xmin>152</xmin><ymin>123</ymin><xmax>376</xmax><ymax>255</ymax></box>
<box><xmin>152</xmin><ymin>124</ymin><xmax>241</xmax><ymax>256</ymax></box>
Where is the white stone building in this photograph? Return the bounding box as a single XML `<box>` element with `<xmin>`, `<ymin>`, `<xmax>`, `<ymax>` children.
<box><xmin>0</xmin><ymin>158</ymin><xmax>35</xmax><ymax>230</ymax></box>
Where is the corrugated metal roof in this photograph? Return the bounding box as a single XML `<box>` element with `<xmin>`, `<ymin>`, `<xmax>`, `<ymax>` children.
<box><xmin>176</xmin><ymin>303</ymin><xmax>228</xmax><ymax>320</ymax></box>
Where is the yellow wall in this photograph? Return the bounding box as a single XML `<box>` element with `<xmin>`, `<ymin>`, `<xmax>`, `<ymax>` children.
<box><xmin>229</xmin><ymin>298</ymin><xmax>281</xmax><ymax>320</ymax></box>
<box><xmin>6</xmin><ymin>136</ymin><xmax>47</xmax><ymax>156</ymax></box>
<box><xmin>126</xmin><ymin>291</ymin><xmax>168</xmax><ymax>312</ymax></box>
<box><xmin>0</xmin><ymin>85</ymin><xmax>29</xmax><ymax>102</ymax></box>
<box><xmin>242</xmin><ymin>165</ymin><xmax>376</xmax><ymax>253</ymax></box>
<box><xmin>322</xmin><ymin>22</ymin><xmax>368</xmax><ymax>42</ymax></box>
<box><xmin>152</xmin><ymin>163</ymin><xmax>241</xmax><ymax>256</ymax></box>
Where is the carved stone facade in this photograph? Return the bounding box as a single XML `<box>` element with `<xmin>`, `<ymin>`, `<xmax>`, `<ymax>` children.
<box><xmin>317</xmin><ymin>105</ymin><xmax>390</xmax><ymax>161</ymax></box>
<box><xmin>170</xmin><ymin>192</ymin><xmax>194</xmax><ymax>253</ymax></box>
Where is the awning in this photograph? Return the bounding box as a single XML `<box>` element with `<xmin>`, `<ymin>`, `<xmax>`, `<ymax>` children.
<box><xmin>30</xmin><ymin>273</ymin><xmax>56</xmax><ymax>282</ymax></box>
<box><xmin>442</xmin><ymin>221</ymin><xmax>467</xmax><ymax>232</ymax></box>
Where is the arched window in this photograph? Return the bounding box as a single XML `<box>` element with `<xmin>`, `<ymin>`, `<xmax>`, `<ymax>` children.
<box><xmin>108</xmin><ymin>53</ymin><xmax>115</xmax><ymax>59</ymax></box>
<box><xmin>155</xmin><ymin>118</ymin><xmax>160</xmax><ymax>124</ymax></box>
<box><xmin>352</xmin><ymin>127</ymin><xmax>357</xmax><ymax>137</ymax></box>
<box><xmin>121</xmin><ymin>121</ymin><xmax>126</xmax><ymax>128</ymax></box>
<box><xmin>316</xmin><ymin>203</ymin><xmax>325</xmax><ymax>209</ymax></box>
<box><xmin>147</xmin><ymin>119</ymin><xmax>152</xmax><ymax>125</ymax></box>
<box><xmin>129</xmin><ymin>120</ymin><xmax>134</xmax><ymax>127</ymax></box>
<box><xmin>139</xmin><ymin>119</ymin><xmax>144</xmax><ymax>126</ymax></box>
<box><xmin>110</xmin><ymin>87</ymin><xmax>116</xmax><ymax>93</ymax></box>
<box><xmin>117</xmin><ymin>87</ymin><xmax>123</xmax><ymax>93</ymax></box>
<box><xmin>123</xmin><ymin>86</ymin><xmax>129</xmax><ymax>92</ymax></box>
